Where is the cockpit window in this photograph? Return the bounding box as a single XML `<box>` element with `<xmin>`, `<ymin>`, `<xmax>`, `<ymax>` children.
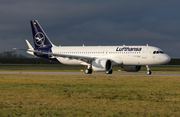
<box><xmin>153</xmin><ymin>51</ymin><xmax>164</xmax><ymax>54</ymax></box>
<box><xmin>160</xmin><ymin>51</ymin><xmax>164</xmax><ymax>54</ymax></box>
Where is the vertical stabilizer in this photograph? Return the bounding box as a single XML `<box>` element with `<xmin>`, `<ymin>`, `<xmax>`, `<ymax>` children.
<box><xmin>30</xmin><ymin>20</ymin><xmax>54</xmax><ymax>49</ymax></box>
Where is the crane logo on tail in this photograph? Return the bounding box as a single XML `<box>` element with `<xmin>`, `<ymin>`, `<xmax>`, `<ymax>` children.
<box><xmin>34</xmin><ymin>32</ymin><xmax>45</xmax><ymax>46</ymax></box>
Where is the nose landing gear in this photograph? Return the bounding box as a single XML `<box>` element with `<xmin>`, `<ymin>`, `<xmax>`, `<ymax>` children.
<box><xmin>146</xmin><ymin>65</ymin><xmax>152</xmax><ymax>75</ymax></box>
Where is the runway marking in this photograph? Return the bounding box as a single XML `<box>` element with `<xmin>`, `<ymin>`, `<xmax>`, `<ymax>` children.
<box><xmin>0</xmin><ymin>71</ymin><xmax>179</xmax><ymax>76</ymax></box>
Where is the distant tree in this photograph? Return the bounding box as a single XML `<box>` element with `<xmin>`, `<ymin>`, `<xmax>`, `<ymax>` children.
<box><xmin>18</xmin><ymin>54</ymin><xmax>27</xmax><ymax>58</ymax></box>
<box><xmin>0</xmin><ymin>51</ymin><xmax>27</xmax><ymax>58</ymax></box>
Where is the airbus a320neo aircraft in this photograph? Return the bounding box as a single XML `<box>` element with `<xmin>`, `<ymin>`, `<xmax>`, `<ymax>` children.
<box><xmin>15</xmin><ymin>20</ymin><xmax>171</xmax><ymax>75</ymax></box>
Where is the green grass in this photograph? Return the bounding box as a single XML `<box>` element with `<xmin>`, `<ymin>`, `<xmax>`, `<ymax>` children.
<box><xmin>0</xmin><ymin>74</ymin><xmax>180</xmax><ymax>116</ymax></box>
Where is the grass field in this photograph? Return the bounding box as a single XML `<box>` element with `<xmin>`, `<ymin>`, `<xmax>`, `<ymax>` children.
<box><xmin>0</xmin><ymin>65</ymin><xmax>180</xmax><ymax>116</ymax></box>
<box><xmin>0</xmin><ymin>74</ymin><xmax>180</xmax><ymax>116</ymax></box>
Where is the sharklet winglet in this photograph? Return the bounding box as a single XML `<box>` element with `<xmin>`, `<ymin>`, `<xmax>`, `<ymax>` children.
<box><xmin>25</xmin><ymin>40</ymin><xmax>34</xmax><ymax>50</ymax></box>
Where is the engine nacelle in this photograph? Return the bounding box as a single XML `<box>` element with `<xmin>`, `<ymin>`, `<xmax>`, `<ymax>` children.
<box><xmin>92</xmin><ymin>59</ymin><xmax>112</xmax><ymax>72</ymax></box>
<box><xmin>122</xmin><ymin>65</ymin><xmax>141</xmax><ymax>72</ymax></box>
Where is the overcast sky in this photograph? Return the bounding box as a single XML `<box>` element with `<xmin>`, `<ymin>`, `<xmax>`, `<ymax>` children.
<box><xmin>0</xmin><ymin>0</ymin><xmax>179</xmax><ymax>57</ymax></box>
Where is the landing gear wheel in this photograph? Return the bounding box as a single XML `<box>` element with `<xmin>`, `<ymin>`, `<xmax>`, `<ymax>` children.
<box><xmin>106</xmin><ymin>69</ymin><xmax>113</xmax><ymax>74</ymax></box>
<box><xmin>85</xmin><ymin>69</ymin><xmax>89</xmax><ymax>74</ymax></box>
<box><xmin>147</xmin><ymin>71</ymin><xmax>152</xmax><ymax>75</ymax></box>
<box><xmin>85</xmin><ymin>69</ymin><xmax>92</xmax><ymax>74</ymax></box>
<box><xmin>89</xmin><ymin>69</ymin><xmax>92</xmax><ymax>74</ymax></box>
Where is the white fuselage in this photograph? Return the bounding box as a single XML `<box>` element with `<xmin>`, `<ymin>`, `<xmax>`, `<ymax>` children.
<box><xmin>51</xmin><ymin>45</ymin><xmax>170</xmax><ymax>66</ymax></box>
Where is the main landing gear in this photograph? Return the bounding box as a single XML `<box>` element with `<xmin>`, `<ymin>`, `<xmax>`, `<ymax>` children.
<box><xmin>146</xmin><ymin>65</ymin><xmax>152</xmax><ymax>75</ymax></box>
<box><xmin>84</xmin><ymin>65</ymin><xmax>92</xmax><ymax>74</ymax></box>
<box><xmin>84</xmin><ymin>68</ymin><xmax>92</xmax><ymax>74</ymax></box>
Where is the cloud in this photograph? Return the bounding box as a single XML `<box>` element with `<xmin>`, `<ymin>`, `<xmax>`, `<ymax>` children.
<box><xmin>0</xmin><ymin>0</ymin><xmax>179</xmax><ymax>57</ymax></box>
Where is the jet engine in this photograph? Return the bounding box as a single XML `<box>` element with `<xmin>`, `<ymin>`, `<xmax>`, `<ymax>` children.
<box><xmin>92</xmin><ymin>59</ymin><xmax>112</xmax><ymax>72</ymax></box>
<box><xmin>122</xmin><ymin>65</ymin><xmax>141</xmax><ymax>72</ymax></box>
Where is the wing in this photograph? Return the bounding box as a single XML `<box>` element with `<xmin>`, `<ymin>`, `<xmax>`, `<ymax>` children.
<box><xmin>13</xmin><ymin>48</ymin><xmax>94</xmax><ymax>64</ymax></box>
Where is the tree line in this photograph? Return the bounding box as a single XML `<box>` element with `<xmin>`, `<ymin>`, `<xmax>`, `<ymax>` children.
<box><xmin>0</xmin><ymin>51</ymin><xmax>27</xmax><ymax>58</ymax></box>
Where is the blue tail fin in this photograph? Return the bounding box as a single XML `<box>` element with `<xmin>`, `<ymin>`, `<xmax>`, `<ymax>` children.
<box><xmin>30</xmin><ymin>20</ymin><xmax>54</xmax><ymax>49</ymax></box>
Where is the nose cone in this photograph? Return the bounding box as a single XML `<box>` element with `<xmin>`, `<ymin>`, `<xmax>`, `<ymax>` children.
<box><xmin>163</xmin><ymin>54</ymin><xmax>171</xmax><ymax>64</ymax></box>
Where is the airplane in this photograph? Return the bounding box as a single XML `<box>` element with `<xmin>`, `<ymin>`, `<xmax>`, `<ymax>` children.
<box><xmin>14</xmin><ymin>20</ymin><xmax>171</xmax><ymax>75</ymax></box>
